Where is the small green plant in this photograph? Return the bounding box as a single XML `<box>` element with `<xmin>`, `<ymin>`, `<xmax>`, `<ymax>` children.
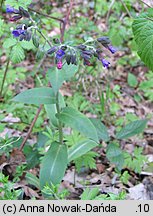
<box><xmin>74</xmin><ymin>151</ymin><xmax>98</xmax><ymax>173</ymax></box>
<box><xmin>13</xmin><ymin>164</ymin><xmax>26</xmax><ymax>183</ymax></box>
<box><xmin>0</xmin><ymin>173</ymin><xmax>22</xmax><ymax>200</ymax></box>
<box><xmin>139</xmin><ymin>71</ymin><xmax>153</xmax><ymax>101</ymax></box>
<box><xmin>80</xmin><ymin>188</ymin><xmax>127</xmax><ymax>200</ymax></box>
<box><xmin>124</xmin><ymin>147</ymin><xmax>147</xmax><ymax>173</ymax></box>
<box><xmin>41</xmin><ymin>183</ymin><xmax>69</xmax><ymax>200</ymax></box>
<box><xmin>119</xmin><ymin>171</ymin><xmax>131</xmax><ymax>185</ymax></box>
<box><xmin>0</xmin><ymin>0</ymin><xmax>149</xmax><ymax>201</ymax></box>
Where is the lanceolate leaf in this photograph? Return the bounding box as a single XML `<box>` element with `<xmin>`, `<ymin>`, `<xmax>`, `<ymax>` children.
<box><xmin>68</xmin><ymin>139</ymin><xmax>98</xmax><ymax>162</ymax></box>
<box><xmin>116</xmin><ymin>119</ymin><xmax>148</xmax><ymax>140</ymax></box>
<box><xmin>132</xmin><ymin>12</ymin><xmax>153</xmax><ymax>70</ymax></box>
<box><xmin>56</xmin><ymin>107</ymin><xmax>98</xmax><ymax>142</ymax></box>
<box><xmin>48</xmin><ymin>64</ymin><xmax>78</xmax><ymax>94</ymax></box>
<box><xmin>39</xmin><ymin>142</ymin><xmax>68</xmax><ymax>189</ymax></box>
<box><xmin>13</xmin><ymin>87</ymin><xmax>56</xmax><ymax>105</ymax></box>
<box><xmin>90</xmin><ymin>118</ymin><xmax>110</xmax><ymax>142</ymax></box>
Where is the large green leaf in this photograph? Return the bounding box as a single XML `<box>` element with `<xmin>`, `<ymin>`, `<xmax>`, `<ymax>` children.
<box><xmin>132</xmin><ymin>13</ymin><xmax>151</xmax><ymax>43</ymax></box>
<box><xmin>13</xmin><ymin>87</ymin><xmax>56</xmax><ymax>105</ymax></box>
<box><xmin>137</xmin><ymin>23</ymin><xmax>153</xmax><ymax>71</ymax></box>
<box><xmin>56</xmin><ymin>107</ymin><xmax>98</xmax><ymax>142</ymax></box>
<box><xmin>39</xmin><ymin>142</ymin><xmax>68</xmax><ymax>188</ymax></box>
<box><xmin>48</xmin><ymin>64</ymin><xmax>78</xmax><ymax>94</ymax></box>
<box><xmin>132</xmin><ymin>12</ymin><xmax>153</xmax><ymax>70</ymax></box>
<box><xmin>116</xmin><ymin>119</ymin><xmax>147</xmax><ymax>140</ymax></box>
<box><xmin>90</xmin><ymin>118</ymin><xmax>110</xmax><ymax>142</ymax></box>
<box><xmin>68</xmin><ymin>139</ymin><xmax>98</xmax><ymax>162</ymax></box>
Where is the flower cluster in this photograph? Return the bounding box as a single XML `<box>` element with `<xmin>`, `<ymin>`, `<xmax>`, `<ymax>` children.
<box><xmin>6</xmin><ymin>5</ymin><xmax>32</xmax><ymax>41</ymax></box>
<box><xmin>47</xmin><ymin>37</ymin><xmax>117</xmax><ymax>70</ymax></box>
<box><xmin>6</xmin><ymin>5</ymin><xmax>29</xmax><ymax>21</ymax></box>
<box><xmin>12</xmin><ymin>24</ymin><xmax>32</xmax><ymax>41</ymax></box>
<box><xmin>6</xmin><ymin>5</ymin><xmax>117</xmax><ymax>70</ymax></box>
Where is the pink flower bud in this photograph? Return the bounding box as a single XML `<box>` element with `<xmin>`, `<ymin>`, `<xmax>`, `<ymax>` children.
<box><xmin>57</xmin><ymin>61</ymin><xmax>62</xmax><ymax>70</ymax></box>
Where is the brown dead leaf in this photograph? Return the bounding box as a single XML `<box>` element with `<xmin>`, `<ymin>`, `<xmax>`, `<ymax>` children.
<box><xmin>3</xmin><ymin>148</ymin><xmax>26</xmax><ymax>177</ymax></box>
<box><xmin>24</xmin><ymin>186</ymin><xmax>40</xmax><ymax>198</ymax></box>
<box><xmin>0</xmin><ymin>154</ymin><xmax>7</xmax><ymax>165</ymax></box>
<box><xmin>96</xmin><ymin>163</ymin><xmax>105</xmax><ymax>174</ymax></box>
<box><xmin>9</xmin><ymin>148</ymin><xmax>26</xmax><ymax>164</ymax></box>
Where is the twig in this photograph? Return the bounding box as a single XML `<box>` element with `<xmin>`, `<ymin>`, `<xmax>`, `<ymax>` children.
<box><xmin>120</xmin><ymin>0</ymin><xmax>132</xmax><ymax>18</ymax></box>
<box><xmin>19</xmin><ymin>54</ymin><xmax>46</xmax><ymax>151</ymax></box>
<box><xmin>28</xmin><ymin>7</ymin><xmax>64</xmax><ymax>24</ymax></box>
<box><xmin>19</xmin><ymin>104</ymin><xmax>43</xmax><ymax>151</ymax></box>
<box><xmin>60</xmin><ymin>0</ymin><xmax>74</xmax><ymax>43</ymax></box>
<box><xmin>139</xmin><ymin>0</ymin><xmax>151</xmax><ymax>8</ymax></box>
<box><xmin>0</xmin><ymin>57</ymin><xmax>10</xmax><ymax>98</ymax></box>
<box><xmin>106</xmin><ymin>0</ymin><xmax>115</xmax><ymax>26</ymax></box>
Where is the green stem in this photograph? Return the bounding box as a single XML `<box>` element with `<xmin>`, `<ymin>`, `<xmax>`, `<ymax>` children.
<box><xmin>56</xmin><ymin>92</ymin><xmax>63</xmax><ymax>144</ymax></box>
<box><xmin>0</xmin><ymin>57</ymin><xmax>10</xmax><ymax>98</ymax></box>
<box><xmin>37</xmin><ymin>29</ymin><xmax>52</xmax><ymax>47</ymax></box>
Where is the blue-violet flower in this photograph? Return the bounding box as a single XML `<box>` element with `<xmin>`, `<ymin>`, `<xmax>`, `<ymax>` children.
<box><xmin>6</xmin><ymin>5</ymin><xmax>19</xmax><ymax>13</ymax></box>
<box><xmin>108</xmin><ymin>45</ymin><xmax>117</xmax><ymax>54</ymax></box>
<box><xmin>12</xmin><ymin>29</ymin><xmax>25</xmax><ymax>37</ymax></box>
<box><xmin>101</xmin><ymin>59</ymin><xmax>110</xmax><ymax>68</ymax></box>
<box><xmin>56</xmin><ymin>49</ymin><xmax>65</xmax><ymax>59</ymax></box>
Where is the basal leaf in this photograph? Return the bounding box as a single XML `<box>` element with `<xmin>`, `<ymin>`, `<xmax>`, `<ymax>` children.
<box><xmin>68</xmin><ymin>139</ymin><xmax>98</xmax><ymax>162</ymax></box>
<box><xmin>56</xmin><ymin>107</ymin><xmax>98</xmax><ymax>142</ymax></box>
<box><xmin>116</xmin><ymin>119</ymin><xmax>147</xmax><ymax>139</ymax></box>
<box><xmin>13</xmin><ymin>87</ymin><xmax>56</xmax><ymax>105</ymax></box>
<box><xmin>39</xmin><ymin>142</ymin><xmax>68</xmax><ymax>188</ymax></box>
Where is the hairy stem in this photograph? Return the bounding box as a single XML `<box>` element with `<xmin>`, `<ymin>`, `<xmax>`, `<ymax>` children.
<box><xmin>56</xmin><ymin>92</ymin><xmax>63</xmax><ymax>144</ymax></box>
<box><xmin>0</xmin><ymin>57</ymin><xmax>10</xmax><ymax>98</ymax></box>
<box><xmin>37</xmin><ymin>29</ymin><xmax>52</xmax><ymax>47</ymax></box>
<box><xmin>28</xmin><ymin>7</ymin><xmax>64</xmax><ymax>24</ymax></box>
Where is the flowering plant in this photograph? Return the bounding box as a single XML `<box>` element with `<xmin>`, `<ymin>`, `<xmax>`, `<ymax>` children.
<box><xmin>3</xmin><ymin>3</ymin><xmax>147</xmax><ymax>195</ymax></box>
